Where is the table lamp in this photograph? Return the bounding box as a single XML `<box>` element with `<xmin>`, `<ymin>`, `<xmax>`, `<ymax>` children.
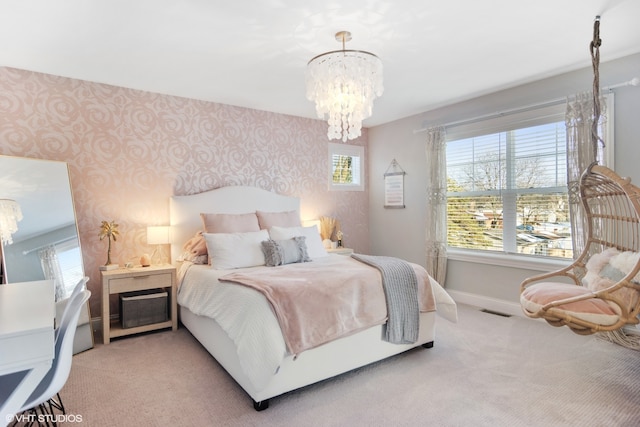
<box><xmin>147</xmin><ymin>226</ymin><xmax>170</xmax><ymax>265</ymax></box>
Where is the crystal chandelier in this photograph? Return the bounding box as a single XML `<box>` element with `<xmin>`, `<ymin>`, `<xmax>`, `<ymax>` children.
<box><xmin>0</xmin><ymin>199</ymin><xmax>23</xmax><ymax>245</ymax></box>
<box><xmin>306</xmin><ymin>31</ymin><xmax>383</xmax><ymax>142</ymax></box>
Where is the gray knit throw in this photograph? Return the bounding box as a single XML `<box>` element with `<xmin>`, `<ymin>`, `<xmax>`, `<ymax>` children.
<box><xmin>351</xmin><ymin>254</ymin><xmax>419</xmax><ymax>344</ymax></box>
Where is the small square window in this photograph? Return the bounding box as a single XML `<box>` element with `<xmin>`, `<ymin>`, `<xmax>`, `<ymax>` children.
<box><xmin>328</xmin><ymin>143</ymin><xmax>364</xmax><ymax>191</ymax></box>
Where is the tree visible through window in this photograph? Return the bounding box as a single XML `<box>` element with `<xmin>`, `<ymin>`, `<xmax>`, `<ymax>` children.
<box><xmin>333</xmin><ymin>155</ymin><xmax>353</xmax><ymax>184</ymax></box>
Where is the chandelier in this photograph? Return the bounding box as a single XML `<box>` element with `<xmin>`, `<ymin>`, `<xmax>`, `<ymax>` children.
<box><xmin>0</xmin><ymin>199</ymin><xmax>23</xmax><ymax>245</ymax></box>
<box><xmin>306</xmin><ymin>31</ymin><xmax>383</xmax><ymax>142</ymax></box>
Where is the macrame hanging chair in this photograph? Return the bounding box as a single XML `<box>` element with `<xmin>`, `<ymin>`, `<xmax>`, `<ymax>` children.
<box><xmin>519</xmin><ymin>17</ymin><xmax>640</xmax><ymax>336</ymax></box>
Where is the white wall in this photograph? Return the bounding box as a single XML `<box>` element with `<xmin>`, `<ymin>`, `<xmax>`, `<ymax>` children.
<box><xmin>368</xmin><ymin>53</ymin><xmax>640</xmax><ymax>307</ymax></box>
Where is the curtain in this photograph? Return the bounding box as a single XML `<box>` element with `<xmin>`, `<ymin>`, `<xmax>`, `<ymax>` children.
<box><xmin>425</xmin><ymin>126</ymin><xmax>448</xmax><ymax>285</ymax></box>
<box><xmin>565</xmin><ymin>92</ymin><xmax>607</xmax><ymax>257</ymax></box>
<box><xmin>39</xmin><ymin>245</ymin><xmax>66</xmax><ymax>301</ymax></box>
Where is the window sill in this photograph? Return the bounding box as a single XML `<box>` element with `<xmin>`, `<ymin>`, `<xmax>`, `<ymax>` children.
<box><xmin>447</xmin><ymin>248</ymin><xmax>571</xmax><ymax>271</ymax></box>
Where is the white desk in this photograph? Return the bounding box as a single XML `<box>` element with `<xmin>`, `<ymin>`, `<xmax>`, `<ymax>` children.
<box><xmin>0</xmin><ymin>280</ymin><xmax>55</xmax><ymax>426</ymax></box>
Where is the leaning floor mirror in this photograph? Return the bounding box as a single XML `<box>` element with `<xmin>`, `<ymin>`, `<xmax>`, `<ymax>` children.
<box><xmin>0</xmin><ymin>155</ymin><xmax>94</xmax><ymax>354</ymax></box>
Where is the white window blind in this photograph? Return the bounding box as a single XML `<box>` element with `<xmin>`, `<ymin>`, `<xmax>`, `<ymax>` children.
<box><xmin>332</xmin><ymin>154</ymin><xmax>361</xmax><ymax>184</ymax></box>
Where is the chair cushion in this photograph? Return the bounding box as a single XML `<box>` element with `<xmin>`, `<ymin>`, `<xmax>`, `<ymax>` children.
<box><xmin>520</xmin><ymin>282</ymin><xmax>619</xmax><ymax>326</ymax></box>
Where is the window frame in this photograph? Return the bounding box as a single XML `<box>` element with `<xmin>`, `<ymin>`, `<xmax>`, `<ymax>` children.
<box><xmin>444</xmin><ymin>95</ymin><xmax>614</xmax><ymax>267</ymax></box>
<box><xmin>328</xmin><ymin>142</ymin><xmax>365</xmax><ymax>191</ymax></box>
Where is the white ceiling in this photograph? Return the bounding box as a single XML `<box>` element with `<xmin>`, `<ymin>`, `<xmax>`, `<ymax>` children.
<box><xmin>0</xmin><ymin>156</ymin><xmax>75</xmax><ymax>243</ymax></box>
<box><xmin>1</xmin><ymin>1</ymin><xmax>639</xmax><ymax>128</ymax></box>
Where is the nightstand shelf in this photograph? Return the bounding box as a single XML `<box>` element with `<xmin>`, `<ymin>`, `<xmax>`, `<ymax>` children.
<box><xmin>101</xmin><ymin>264</ymin><xmax>177</xmax><ymax>344</ymax></box>
<box><xmin>108</xmin><ymin>319</ymin><xmax>174</xmax><ymax>339</ymax></box>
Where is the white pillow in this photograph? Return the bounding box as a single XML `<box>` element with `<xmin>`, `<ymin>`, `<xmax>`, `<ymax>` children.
<box><xmin>203</xmin><ymin>230</ymin><xmax>269</xmax><ymax>269</ymax></box>
<box><xmin>269</xmin><ymin>226</ymin><xmax>328</xmax><ymax>259</ymax></box>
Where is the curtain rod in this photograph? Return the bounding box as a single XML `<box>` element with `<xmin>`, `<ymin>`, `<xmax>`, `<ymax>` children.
<box><xmin>413</xmin><ymin>77</ymin><xmax>638</xmax><ymax>134</ymax></box>
<box><xmin>22</xmin><ymin>236</ymin><xmax>76</xmax><ymax>255</ymax></box>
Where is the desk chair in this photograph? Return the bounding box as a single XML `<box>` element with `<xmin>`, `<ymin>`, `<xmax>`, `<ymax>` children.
<box><xmin>12</xmin><ymin>289</ymin><xmax>90</xmax><ymax>426</ymax></box>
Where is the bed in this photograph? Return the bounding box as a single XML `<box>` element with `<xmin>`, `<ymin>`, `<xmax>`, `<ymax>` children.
<box><xmin>170</xmin><ymin>186</ymin><xmax>457</xmax><ymax>410</ymax></box>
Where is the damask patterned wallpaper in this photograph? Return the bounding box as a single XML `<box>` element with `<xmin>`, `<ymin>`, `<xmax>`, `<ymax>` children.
<box><xmin>0</xmin><ymin>67</ymin><xmax>369</xmax><ymax>315</ymax></box>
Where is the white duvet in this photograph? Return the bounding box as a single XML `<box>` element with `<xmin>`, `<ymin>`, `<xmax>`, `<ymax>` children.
<box><xmin>177</xmin><ymin>255</ymin><xmax>457</xmax><ymax>390</ymax></box>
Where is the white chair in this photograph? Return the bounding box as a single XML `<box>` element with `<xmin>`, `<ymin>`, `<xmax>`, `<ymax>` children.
<box><xmin>12</xmin><ymin>289</ymin><xmax>91</xmax><ymax>426</ymax></box>
<box><xmin>55</xmin><ymin>277</ymin><xmax>89</xmax><ymax>339</ymax></box>
<box><xmin>48</xmin><ymin>276</ymin><xmax>89</xmax><ymax>415</ymax></box>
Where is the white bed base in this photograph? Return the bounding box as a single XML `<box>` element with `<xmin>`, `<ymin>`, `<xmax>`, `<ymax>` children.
<box><xmin>180</xmin><ymin>305</ymin><xmax>435</xmax><ymax>408</ymax></box>
<box><xmin>170</xmin><ymin>186</ymin><xmax>438</xmax><ymax>409</ymax></box>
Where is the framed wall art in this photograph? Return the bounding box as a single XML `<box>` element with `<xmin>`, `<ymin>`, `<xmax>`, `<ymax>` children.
<box><xmin>384</xmin><ymin>159</ymin><xmax>406</xmax><ymax>208</ymax></box>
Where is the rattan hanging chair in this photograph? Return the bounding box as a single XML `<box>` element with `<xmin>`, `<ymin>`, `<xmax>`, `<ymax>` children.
<box><xmin>519</xmin><ymin>16</ymin><xmax>640</xmax><ymax>336</ymax></box>
<box><xmin>520</xmin><ymin>163</ymin><xmax>640</xmax><ymax>334</ymax></box>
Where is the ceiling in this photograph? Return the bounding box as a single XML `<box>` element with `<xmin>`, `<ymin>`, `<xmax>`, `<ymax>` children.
<box><xmin>1</xmin><ymin>1</ymin><xmax>639</xmax><ymax>128</ymax></box>
<box><xmin>0</xmin><ymin>156</ymin><xmax>75</xmax><ymax>244</ymax></box>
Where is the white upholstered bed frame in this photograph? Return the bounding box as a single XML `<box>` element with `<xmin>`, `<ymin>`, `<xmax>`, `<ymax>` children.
<box><xmin>170</xmin><ymin>186</ymin><xmax>436</xmax><ymax>410</ymax></box>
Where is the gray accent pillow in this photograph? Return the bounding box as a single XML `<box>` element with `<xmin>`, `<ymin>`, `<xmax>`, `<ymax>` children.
<box><xmin>261</xmin><ymin>236</ymin><xmax>310</xmax><ymax>266</ymax></box>
<box><xmin>600</xmin><ymin>264</ymin><xmax>626</xmax><ymax>283</ymax></box>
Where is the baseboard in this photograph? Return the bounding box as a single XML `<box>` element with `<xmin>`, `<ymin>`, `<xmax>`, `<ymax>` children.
<box><xmin>447</xmin><ymin>290</ymin><xmax>525</xmax><ymax>318</ymax></box>
<box><xmin>90</xmin><ymin>314</ymin><xmax>119</xmax><ymax>334</ymax></box>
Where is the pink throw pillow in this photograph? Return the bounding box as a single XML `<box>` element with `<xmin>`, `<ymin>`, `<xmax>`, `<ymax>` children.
<box><xmin>200</xmin><ymin>212</ymin><xmax>260</xmax><ymax>233</ymax></box>
<box><xmin>256</xmin><ymin>210</ymin><xmax>301</xmax><ymax>230</ymax></box>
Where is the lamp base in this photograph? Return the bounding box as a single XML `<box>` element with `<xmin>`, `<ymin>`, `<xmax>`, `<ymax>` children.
<box><xmin>99</xmin><ymin>264</ymin><xmax>119</xmax><ymax>271</ymax></box>
<box><xmin>151</xmin><ymin>246</ymin><xmax>169</xmax><ymax>265</ymax></box>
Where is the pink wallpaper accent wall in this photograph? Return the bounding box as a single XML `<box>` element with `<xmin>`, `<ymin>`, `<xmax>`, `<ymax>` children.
<box><xmin>0</xmin><ymin>67</ymin><xmax>369</xmax><ymax>315</ymax></box>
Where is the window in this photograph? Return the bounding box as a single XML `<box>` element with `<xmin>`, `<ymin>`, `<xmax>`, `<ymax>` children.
<box><xmin>55</xmin><ymin>239</ymin><xmax>84</xmax><ymax>295</ymax></box>
<box><xmin>445</xmin><ymin>99</ymin><xmax>612</xmax><ymax>260</ymax></box>
<box><xmin>328</xmin><ymin>143</ymin><xmax>364</xmax><ymax>191</ymax></box>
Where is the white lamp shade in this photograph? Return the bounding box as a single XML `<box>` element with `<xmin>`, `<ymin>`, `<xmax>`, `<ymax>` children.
<box><xmin>147</xmin><ymin>226</ymin><xmax>170</xmax><ymax>245</ymax></box>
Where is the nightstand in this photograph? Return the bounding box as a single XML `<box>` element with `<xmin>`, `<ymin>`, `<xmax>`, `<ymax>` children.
<box><xmin>327</xmin><ymin>247</ymin><xmax>354</xmax><ymax>255</ymax></box>
<box><xmin>101</xmin><ymin>264</ymin><xmax>177</xmax><ymax>344</ymax></box>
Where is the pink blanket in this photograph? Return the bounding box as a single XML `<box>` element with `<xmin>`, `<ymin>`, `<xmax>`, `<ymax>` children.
<box><xmin>221</xmin><ymin>256</ymin><xmax>436</xmax><ymax>356</ymax></box>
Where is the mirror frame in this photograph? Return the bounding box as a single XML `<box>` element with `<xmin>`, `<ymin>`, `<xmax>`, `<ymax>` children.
<box><xmin>0</xmin><ymin>155</ymin><xmax>94</xmax><ymax>353</ymax></box>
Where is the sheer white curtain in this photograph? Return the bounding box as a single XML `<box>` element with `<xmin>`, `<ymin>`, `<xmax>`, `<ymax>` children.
<box><xmin>39</xmin><ymin>245</ymin><xmax>66</xmax><ymax>301</ymax></box>
<box><xmin>565</xmin><ymin>92</ymin><xmax>607</xmax><ymax>257</ymax></box>
<box><xmin>425</xmin><ymin>127</ymin><xmax>448</xmax><ymax>285</ymax></box>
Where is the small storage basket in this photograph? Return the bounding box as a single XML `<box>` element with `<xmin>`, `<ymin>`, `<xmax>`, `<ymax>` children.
<box><xmin>120</xmin><ymin>289</ymin><xmax>168</xmax><ymax>329</ymax></box>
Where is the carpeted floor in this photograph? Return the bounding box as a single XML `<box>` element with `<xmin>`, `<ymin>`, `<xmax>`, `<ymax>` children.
<box><xmin>52</xmin><ymin>304</ymin><xmax>640</xmax><ymax>426</ymax></box>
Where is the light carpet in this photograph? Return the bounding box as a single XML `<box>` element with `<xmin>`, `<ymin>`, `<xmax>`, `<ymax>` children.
<box><xmin>53</xmin><ymin>304</ymin><xmax>640</xmax><ymax>426</ymax></box>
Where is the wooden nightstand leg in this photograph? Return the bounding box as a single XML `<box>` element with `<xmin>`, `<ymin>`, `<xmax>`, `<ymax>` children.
<box><xmin>171</xmin><ymin>270</ymin><xmax>178</xmax><ymax>330</ymax></box>
<box><xmin>102</xmin><ymin>283</ymin><xmax>110</xmax><ymax>344</ymax></box>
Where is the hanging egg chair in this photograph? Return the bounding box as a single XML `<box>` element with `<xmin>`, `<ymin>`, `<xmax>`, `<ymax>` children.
<box><xmin>519</xmin><ymin>17</ymin><xmax>640</xmax><ymax>335</ymax></box>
